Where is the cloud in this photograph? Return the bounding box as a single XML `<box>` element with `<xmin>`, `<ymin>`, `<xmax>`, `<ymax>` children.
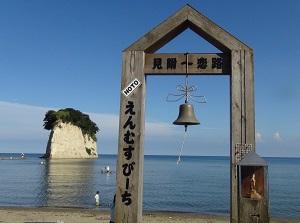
<box><xmin>255</xmin><ymin>132</ymin><xmax>264</xmax><ymax>142</ymax></box>
<box><xmin>88</xmin><ymin>113</ymin><xmax>119</xmax><ymax>139</ymax></box>
<box><xmin>0</xmin><ymin>101</ymin><xmax>233</xmax><ymax>156</ymax></box>
<box><xmin>274</xmin><ymin>132</ymin><xmax>282</xmax><ymax>142</ymax></box>
<box><xmin>0</xmin><ymin>101</ymin><xmax>179</xmax><ymax>152</ymax></box>
<box><xmin>145</xmin><ymin>122</ymin><xmax>178</xmax><ymax>136</ymax></box>
<box><xmin>89</xmin><ymin>113</ymin><xmax>178</xmax><ymax>141</ymax></box>
<box><xmin>0</xmin><ymin>101</ymin><xmax>50</xmax><ymax>140</ymax></box>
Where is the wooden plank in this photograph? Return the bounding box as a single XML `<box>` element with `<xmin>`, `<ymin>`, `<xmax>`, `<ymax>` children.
<box><xmin>240</xmin><ymin>50</ymin><xmax>246</xmax><ymax>145</ymax></box>
<box><xmin>125</xmin><ymin>6</ymin><xmax>188</xmax><ymax>53</ymax></box>
<box><xmin>187</xmin><ymin>5</ymin><xmax>252</xmax><ymax>52</ymax></box>
<box><xmin>230</xmin><ymin>49</ymin><xmax>256</xmax><ymax>222</ymax></box>
<box><xmin>230</xmin><ymin>50</ymin><xmax>243</xmax><ymax>223</ymax></box>
<box><xmin>244</xmin><ymin>50</ymin><xmax>255</xmax><ymax>149</ymax></box>
<box><xmin>125</xmin><ymin>5</ymin><xmax>252</xmax><ymax>53</ymax></box>
<box><xmin>239</xmin><ymin>198</ymin><xmax>270</xmax><ymax>222</ymax></box>
<box><xmin>144</xmin><ymin>53</ymin><xmax>231</xmax><ymax>74</ymax></box>
<box><xmin>116</xmin><ymin>51</ymin><xmax>146</xmax><ymax>223</ymax></box>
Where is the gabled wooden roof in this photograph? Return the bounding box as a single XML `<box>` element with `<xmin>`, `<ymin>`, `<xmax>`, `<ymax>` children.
<box><xmin>237</xmin><ymin>150</ymin><xmax>269</xmax><ymax>166</ymax></box>
<box><xmin>125</xmin><ymin>4</ymin><xmax>252</xmax><ymax>53</ymax></box>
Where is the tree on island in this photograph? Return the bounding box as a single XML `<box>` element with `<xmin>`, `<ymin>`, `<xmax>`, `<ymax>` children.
<box><xmin>43</xmin><ymin>108</ymin><xmax>99</xmax><ymax>142</ymax></box>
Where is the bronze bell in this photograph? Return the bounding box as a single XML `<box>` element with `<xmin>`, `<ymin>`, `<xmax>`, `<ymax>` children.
<box><xmin>173</xmin><ymin>102</ymin><xmax>200</xmax><ymax>126</ymax></box>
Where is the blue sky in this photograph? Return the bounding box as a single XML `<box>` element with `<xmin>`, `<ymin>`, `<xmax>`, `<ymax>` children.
<box><xmin>1</xmin><ymin>1</ymin><xmax>299</xmax><ymax>157</ymax></box>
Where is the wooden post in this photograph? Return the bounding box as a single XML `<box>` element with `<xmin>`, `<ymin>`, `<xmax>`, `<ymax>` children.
<box><xmin>230</xmin><ymin>49</ymin><xmax>255</xmax><ymax>223</ymax></box>
<box><xmin>230</xmin><ymin>50</ymin><xmax>242</xmax><ymax>223</ymax></box>
<box><xmin>115</xmin><ymin>51</ymin><xmax>146</xmax><ymax>223</ymax></box>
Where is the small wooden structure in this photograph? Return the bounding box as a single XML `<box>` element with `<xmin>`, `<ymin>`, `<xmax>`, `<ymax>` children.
<box><xmin>116</xmin><ymin>4</ymin><xmax>264</xmax><ymax>223</ymax></box>
<box><xmin>237</xmin><ymin>150</ymin><xmax>270</xmax><ymax>222</ymax></box>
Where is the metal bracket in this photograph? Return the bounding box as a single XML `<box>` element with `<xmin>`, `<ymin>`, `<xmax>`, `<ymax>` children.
<box><xmin>235</xmin><ymin>143</ymin><xmax>253</xmax><ymax>164</ymax></box>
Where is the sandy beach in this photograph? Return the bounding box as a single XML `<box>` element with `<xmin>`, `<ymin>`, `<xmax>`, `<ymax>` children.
<box><xmin>0</xmin><ymin>207</ymin><xmax>298</xmax><ymax>223</ymax></box>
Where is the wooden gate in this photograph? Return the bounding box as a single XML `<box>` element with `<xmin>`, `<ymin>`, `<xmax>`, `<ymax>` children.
<box><xmin>116</xmin><ymin>4</ymin><xmax>255</xmax><ymax>223</ymax></box>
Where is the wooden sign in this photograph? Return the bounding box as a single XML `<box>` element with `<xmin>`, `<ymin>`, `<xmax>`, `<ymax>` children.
<box><xmin>122</xmin><ymin>79</ymin><xmax>142</xmax><ymax>97</ymax></box>
<box><xmin>145</xmin><ymin>53</ymin><xmax>231</xmax><ymax>75</ymax></box>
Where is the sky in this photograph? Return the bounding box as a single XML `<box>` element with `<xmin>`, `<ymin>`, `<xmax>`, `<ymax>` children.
<box><xmin>0</xmin><ymin>1</ymin><xmax>299</xmax><ymax>157</ymax></box>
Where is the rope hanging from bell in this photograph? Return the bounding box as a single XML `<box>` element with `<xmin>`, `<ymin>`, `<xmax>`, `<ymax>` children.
<box><xmin>166</xmin><ymin>53</ymin><xmax>206</xmax><ymax>164</ymax></box>
<box><xmin>176</xmin><ymin>125</ymin><xmax>187</xmax><ymax>165</ymax></box>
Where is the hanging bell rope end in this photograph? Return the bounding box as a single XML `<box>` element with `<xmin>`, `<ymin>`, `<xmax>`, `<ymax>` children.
<box><xmin>176</xmin><ymin>125</ymin><xmax>188</xmax><ymax>165</ymax></box>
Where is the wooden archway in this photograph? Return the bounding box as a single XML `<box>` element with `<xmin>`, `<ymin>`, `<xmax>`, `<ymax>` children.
<box><xmin>116</xmin><ymin>4</ymin><xmax>254</xmax><ymax>223</ymax></box>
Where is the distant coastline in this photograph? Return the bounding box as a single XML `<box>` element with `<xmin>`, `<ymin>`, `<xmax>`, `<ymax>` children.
<box><xmin>1</xmin><ymin>152</ymin><xmax>299</xmax><ymax>159</ymax></box>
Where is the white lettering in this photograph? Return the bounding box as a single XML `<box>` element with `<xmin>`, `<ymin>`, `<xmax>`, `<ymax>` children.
<box><xmin>122</xmin><ymin>79</ymin><xmax>142</xmax><ymax>97</ymax></box>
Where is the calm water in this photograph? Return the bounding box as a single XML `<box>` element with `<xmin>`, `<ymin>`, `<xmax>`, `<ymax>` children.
<box><xmin>0</xmin><ymin>153</ymin><xmax>299</xmax><ymax>219</ymax></box>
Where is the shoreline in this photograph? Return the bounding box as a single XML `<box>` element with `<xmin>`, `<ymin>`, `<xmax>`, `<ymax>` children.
<box><xmin>0</xmin><ymin>206</ymin><xmax>299</xmax><ymax>223</ymax></box>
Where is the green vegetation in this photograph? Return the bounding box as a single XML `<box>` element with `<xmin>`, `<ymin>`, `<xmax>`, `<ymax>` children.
<box><xmin>85</xmin><ymin>147</ymin><xmax>96</xmax><ymax>156</ymax></box>
<box><xmin>43</xmin><ymin>108</ymin><xmax>99</xmax><ymax>142</ymax></box>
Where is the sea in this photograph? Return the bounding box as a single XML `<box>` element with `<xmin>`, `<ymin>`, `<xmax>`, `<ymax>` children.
<box><xmin>0</xmin><ymin>153</ymin><xmax>299</xmax><ymax>219</ymax></box>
